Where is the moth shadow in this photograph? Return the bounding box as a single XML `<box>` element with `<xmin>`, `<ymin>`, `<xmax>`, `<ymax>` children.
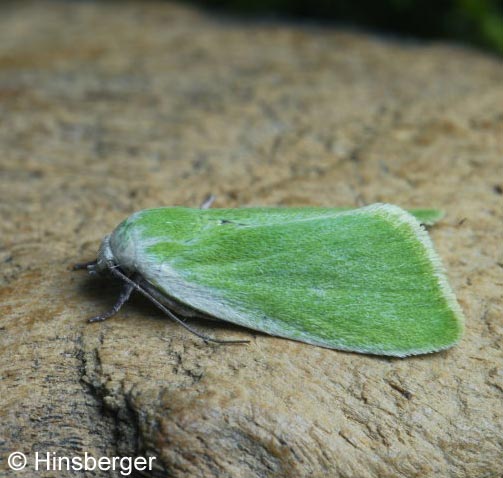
<box><xmin>74</xmin><ymin>272</ymin><xmax>123</xmax><ymax>308</ymax></box>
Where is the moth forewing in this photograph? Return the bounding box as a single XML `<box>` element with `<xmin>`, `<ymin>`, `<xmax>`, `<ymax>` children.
<box><xmin>81</xmin><ymin>203</ymin><xmax>464</xmax><ymax>356</ymax></box>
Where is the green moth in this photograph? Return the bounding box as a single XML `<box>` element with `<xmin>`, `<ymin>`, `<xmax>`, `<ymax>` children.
<box><xmin>76</xmin><ymin>203</ymin><xmax>464</xmax><ymax>357</ymax></box>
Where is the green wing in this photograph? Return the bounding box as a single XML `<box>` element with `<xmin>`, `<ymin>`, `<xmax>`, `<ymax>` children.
<box><xmin>407</xmin><ymin>208</ymin><xmax>444</xmax><ymax>225</ymax></box>
<box><xmin>110</xmin><ymin>204</ymin><xmax>463</xmax><ymax>356</ymax></box>
<box><xmin>297</xmin><ymin>207</ymin><xmax>444</xmax><ymax>225</ymax></box>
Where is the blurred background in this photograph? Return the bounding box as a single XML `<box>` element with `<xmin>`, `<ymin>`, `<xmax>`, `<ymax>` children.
<box><xmin>191</xmin><ymin>0</ymin><xmax>503</xmax><ymax>55</ymax></box>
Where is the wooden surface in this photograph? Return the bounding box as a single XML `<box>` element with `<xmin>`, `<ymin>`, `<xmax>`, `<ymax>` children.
<box><xmin>1</xmin><ymin>1</ymin><xmax>502</xmax><ymax>477</ymax></box>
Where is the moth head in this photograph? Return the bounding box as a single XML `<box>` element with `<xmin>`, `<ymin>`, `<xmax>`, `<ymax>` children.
<box><xmin>88</xmin><ymin>234</ymin><xmax>115</xmax><ymax>275</ymax></box>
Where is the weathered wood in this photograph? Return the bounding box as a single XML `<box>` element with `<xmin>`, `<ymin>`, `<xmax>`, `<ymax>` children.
<box><xmin>1</xmin><ymin>2</ymin><xmax>502</xmax><ymax>477</ymax></box>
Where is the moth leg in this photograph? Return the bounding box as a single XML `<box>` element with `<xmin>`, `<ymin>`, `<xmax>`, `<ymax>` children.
<box><xmin>106</xmin><ymin>263</ymin><xmax>249</xmax><ymax>345</ymax></box>
<box><xmin>199</xmin><ymin>194</ymin><xmax>216</xmax><ymax>209</ymax></box>
<box><xmin>73</xmin><ymin>260</ymin><xmax>98</xmax><ymax>270</ymax></box>
<box><xmin>88</xmin><ymin>281</ymin><xmax>134</xmax><ymax>323</ymax></box>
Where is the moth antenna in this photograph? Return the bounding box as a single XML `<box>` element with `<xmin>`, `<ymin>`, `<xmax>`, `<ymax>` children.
<box><xmin>107</xmin><ymin>263</ymin><xmax>249</xmax><ymax>345</ymax></box>
<box><xmin>200</xmin><ymin>194</ymin><xmax>216</xmax><ymax>210</ymax></box>
<box><xmin>88</xmin><ymin>281</ymin><xmax>134</xmax><ymax>323</ymax></box>
<box><xmin>355</xmin><ymin>194</ymin><xmax>367</xmax><ymax>207</ymax></box>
